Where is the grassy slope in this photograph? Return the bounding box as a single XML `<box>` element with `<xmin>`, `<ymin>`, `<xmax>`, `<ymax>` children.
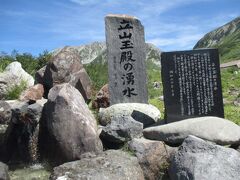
<box><xmin>221</xmin><ymin>67</ymin><xmax>240</xmax><ymax>124</ymax></box>
<box><xmin>216</xmin><ymin>30</ymin><xmax>240</xmax><ymax>63</ymax></box>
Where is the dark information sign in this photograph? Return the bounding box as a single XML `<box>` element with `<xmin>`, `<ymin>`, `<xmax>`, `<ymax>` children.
<box><xmin>161</xmin><ymin>49</ymin><xmax>224</xmax><ymax>123</ymax></box>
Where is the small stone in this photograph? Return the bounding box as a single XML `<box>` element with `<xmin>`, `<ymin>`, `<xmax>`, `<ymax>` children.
<box><xmin>92</xmin><ymin>84</ymin><xmax>110</xmax><ymax>109</ymax></box>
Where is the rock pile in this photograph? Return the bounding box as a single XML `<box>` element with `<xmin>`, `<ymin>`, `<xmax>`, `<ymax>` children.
<box><xmin>1</xmin><ymin>49</ymin><xmax>240</xmax><ymax>180</ymax></box>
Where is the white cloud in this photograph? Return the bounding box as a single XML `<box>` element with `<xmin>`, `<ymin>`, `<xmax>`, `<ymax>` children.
<box><xmin>148</xmin><ymin>33</ymin><xmax>203</xmax><ymax>50</ymax></box>
<box><xmin>69</xmin><ymin>0</ymin><xmax>112</xmax><ymax>6</ymax></box>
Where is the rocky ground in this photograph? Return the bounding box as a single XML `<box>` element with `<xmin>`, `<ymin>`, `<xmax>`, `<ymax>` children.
<box><xmin>0</xmin><ymin>48</ymin><xmax>240</xmax><ymax>180</ymax></box>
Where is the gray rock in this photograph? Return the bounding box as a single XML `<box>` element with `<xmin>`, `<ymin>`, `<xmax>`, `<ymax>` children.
<box><xmin>128</xmin><ymin>138</ymin><xmax>176</xmax><ymax>180</ymax></box>
<box><xmin>0</xmin><ymin>62</ymin><xmax>34</xmax><ymax>99</ymax></box>
<box><xmin>131</xmin><ymin>110</ymin><xmax>156</xmax><ymax>128</ymax></box>
<box><xmin>35</xmin><ymin>98</ymin><xmax>48</xmax><ymax>107</ymax></box>
<box><xmin>50</xmin><ymin>150</ymin><xmax>145</xmax><ymax>180</ymax></box>
<box><xmin>36</xmin><ymin>47</ymin><xmax>92</xmax><ymax>102</ymax></box>
<box><xmin>19</xmin><ymin>84</ymin><xmax>44</xmax><ymax>102</ymax></box>
<box><xmin>34</xmin><ymin>65</ymin><xmax>46</xmax><ymax>85</ymax></box>
<box><xmin>153</xmin><ymin>81</ymin><xmax>161</xmax><ymax>89</ymax></box>
<box><xmin>0</xmin><ymin>101</ymin><xmax>11</xmax><ymax>124</ymax></box>
<box><xmin>169</xmin><ymin>135</ymin><xmax>240</xmax><ymax>180</ymax></box>
<box><xmin>105</xmin><ymin>14</ymin><xmax>148</xmax><ymax>105</ymax></box>
<box><xmin>92</xmin><ymin>84</ymin><xmax>110</xmax><ymax>110</ymax></box>
<box><xmin>39</xmin><ymin>83</ymin><xmax>102</xmax><ymax>165</ymax></box>
<box><xmin>0</xmin><ymin>125</ymin><xmax>8</xmax><ymax>148</ymax></box>
<box><xmin>0</xmin><ymin>162</ymin><xmax>9</xmax><ymax>180</ymax></box>
<box><xmin>143</xmin><ymin>116</ymin><xmax>240</xmax><ymax>145</ymax></box>
<box><xmin>3</xmin><ymin>101</ymin><xmax>43</xmax><ymax>162</ymax></box>
<box><xmin>100</xmin><ymin>115</ymin><xmax>143</xmax><ymax>146</ymax></box>
<box><xmin>99</xmin><ymin>103</ymin><xmax>160</xmax><ymax>126</ymax></box>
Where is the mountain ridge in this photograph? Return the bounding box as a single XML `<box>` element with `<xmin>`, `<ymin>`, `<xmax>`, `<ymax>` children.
<box><xmin>53</xmin><ymin>42</ymin><xmax>161</xmax><ymax>66</ymax></box>
<box><xmin>194</xmin><ymin>16</ymin><xmax>240</xmax><ymax>62</ymax></box>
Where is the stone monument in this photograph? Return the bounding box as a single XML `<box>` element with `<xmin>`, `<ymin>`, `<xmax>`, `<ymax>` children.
<box><xmin>105</xmin><ymin>14</ymin><xmax>148</xmax><ymax>105</ymax></box>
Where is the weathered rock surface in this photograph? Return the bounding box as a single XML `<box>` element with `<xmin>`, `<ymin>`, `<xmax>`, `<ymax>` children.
<box><xmin>92</xmin><ymin>84</ymin><xmax>110</xmax><ymax>109</ymax></box>
<box><xmin>105</xmin><ymin>14</ymin><xmax>148</xmax><ymax>104</ymax></box>
<box><xmin>143</xmin><ymin>116</ymin><xmax>240</xmax><ymax>145</ymax></box>
<box><xmin>3</xmin><ymin>100</ymin><xmax>43</xmax><ymax>162</ymax></box>
<box><xmin>35</xmin><ymin>48</ymin><xmax>92</xmax><ymax>102</ymax></box>
<box><xmin>128</xmin><ymin>138</ymin><xmax>176</xmax><ymax>180</ymax></box>
<box><xmin>100</xmin><ymin>115</ymin><xmax>143</xmax><ymax>147</ymax></box>
<box><xmin>39</xmin><ymin>83</ymin><xmax>102</xmax><ymax>165</ymax></box>
<box><xmin>169</xmin><ymin>135</ymin><xmax>240</xmax><ymax>180</ymax></box>
<box><xmin>0</xmin><ymin>125</ymin><xmax>8</xmax><ymax>151</ymax></box>
<box><xmin>0</xmin><ymin>162</ymin><xmax>10</xmax><ymax>180</ymax></box>
<box><xmin>0</xmin><ymin>101</ymin><xmax>12</xmax><ymax>124</ymax></box>
<box><xmin>0</xmin><ymin>62</ymin><xmax>34</xmax><ymax>99</ymax></box>
<box><xmin>99</xmin><ymin>103</ymin><xmax>160</xmax><ymax>126</ymax></box>
<box><xmin>131</xmin><ymin>110</ymin><xmax>157</xmax><ymax>128</ymax></box>
<box><xmin>50</xmin><ymin>150</ymin><xmax>144</xmax><ymax>180</ymax></box>
<box><xmin>34</xmin><ymin>66</ymin><xmax>46</xmax><ymax>85</ymax></box>
<box><xmin>19</xmin><ymin>84</ymin><xmax>44</xmax><ymax>102</ymax></box>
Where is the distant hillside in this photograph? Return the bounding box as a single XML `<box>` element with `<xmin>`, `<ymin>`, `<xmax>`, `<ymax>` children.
<box><xmin>54</xmin><ymin>42</ymin><xmax>161</xmax><ymax>66</ymax></box>
<box><xmin>194</xmin><ymin>16</ymin><xmax>240</xmax><ymax>63</ymax></box>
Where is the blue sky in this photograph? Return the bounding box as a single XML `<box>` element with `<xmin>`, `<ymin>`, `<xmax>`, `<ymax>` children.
<box><xmin>0</xmin><ymin>0</ymin><xmax>239</xmax><ymax>55</ymax></box>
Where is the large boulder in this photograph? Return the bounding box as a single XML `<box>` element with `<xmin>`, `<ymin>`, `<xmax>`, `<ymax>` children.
<box><xmin>2</xmin><ymin>100</ymin><xmax>44</xmax><ymax>163</ymax></box>
<box><xmin>92</xmin><ymin>84</ymin><xmax>110</xmax><ymax>109</ymax></box>
<box><xmin>19</xmin><ymin>84</ymin><xmax>44</xmax><ymax>102</ymax></box>
<box><xmin>35</xmin><ymin>48</ymin><xmax>92</xmax><ymax>102</ymax></box>
<box><xmin>99</xmin><ymin>103</ymin><xmax>160</xmax><ymax>126</ymax></box>
<box><xmin>128</xmin><ymin>138</ymin><xmax>176</xmax><ymax>180</ymax></box>
<box><xmin>0</xmin><ymin>101</ymin><xmax>12</xmax><ymax>124</ymax></box>
<box><xmin>100</xmin><ymin>115</ymin><xmax>143</xmax><ymax>148</ymax></box>
<box><xmin>39</xmin><ymin>83</ymin><xmax>102</xmax><ymax>165</ymax></box>
<box><xmin>50</xmin><ymin>150</ymin><xmax>144</xmax><ymax>180</ymax></box>
<box><xmin>169</xmin><ymin>135</ymin><xmax>240</xmax><ymax>180</ymax></box>
<box><xmin>143</xmin><ymin>116</ymin><xmax>240</xmax><ymax>145</ymax></box>
<box><xmin>0</xmin><ymin>162</ymin><xmax>9</xmax><ymax>180</ymax></box>
<box><xmin>0</xmin><ymin>62</ymin><xmax>34</xmax><ymax>99</ymax></box>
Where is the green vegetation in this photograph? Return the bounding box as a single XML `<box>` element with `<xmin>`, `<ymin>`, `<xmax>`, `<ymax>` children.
<box><xmin>221</xmin><ymin>67</ymin><xmax>240</xmax><ymax>124</ymax></box>
<box><xmin>84</xmin><ymin>62</ymin><xmax>108</xmax><ymax>94</ymax></box>
<box><xmin>224</xmin><ymin>105</ymin><xmax>240</xmax><ymax>124</ymax></box>
<box><xmin>215</xmin><ymin>30</ymin><xmax>240</xmax><ymax>63</ymax></box>
<box><xmin>5</xmin><ymin>80</ymin><xmax>28</xmax><ymax>100</ymax></box>
<box><xmin>0</xmin><ymin>50</ymin><xmax>51</xmax><ymax>76</ymax></box>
